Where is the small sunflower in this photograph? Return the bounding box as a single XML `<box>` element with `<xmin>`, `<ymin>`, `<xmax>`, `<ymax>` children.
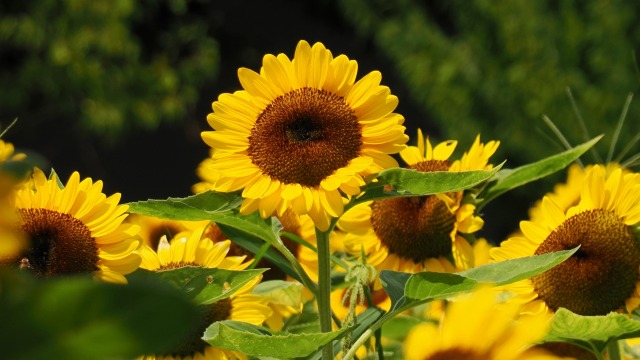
<box><xmin>198</xmin><ymin>40</ymin><xmax>408</xmax><ymax>231</ymax></box>
<box><xmin>404</xmin><ymin>288</ymin><xmax>558</xmax><ymax>360</ymax></box>
<box><xmin>9</xmin><ymin>168</ymin><xmax>141</xmax><ymax>283</ymax></box>
<box><xmin>340</xmin><ymin>130</ymin><xmax>499</xmax><ymax>286</ymax></box>
<box><xmin>139</xmin><ymin>225</ymin><xmax>272</xmax><ymax>360</ymax></box>
<box><xmin>491</xmin><ymin>165</ymin><xmax>640</xmax><ymax>316</ymax></box>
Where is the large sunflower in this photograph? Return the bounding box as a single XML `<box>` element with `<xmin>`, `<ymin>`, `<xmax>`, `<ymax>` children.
<box><xmin>528</xmin><ymin>162</ymin><xmax>628</xmax><ymax>222</ymax></box>
<box><xmin>403</xmin><ymin>288</ymin><xmax>558</xmax><ymax>360</ymax></box>
<box><xmin>139</xmin><ymin>224</ymin><xmax>272</xmax><ymax>360</ymax></box>
<box><xmin>339</xmin><ymin>130</ymin><xmax>499</xmax><ymax>286</ymax></box>
<box><xmin>198</xmin><ymin>40</ymin><xmax>408</xmax><ymax>231</ymax></box>
<box><xmin>491</xmin><ymin>165</ymin><xmax>640</xmax><ymax>316</ymax></box>
<box><xmin>8</xmin><ymin>168</ymin><xmax>141</xmax><ymax>283</ymax></box>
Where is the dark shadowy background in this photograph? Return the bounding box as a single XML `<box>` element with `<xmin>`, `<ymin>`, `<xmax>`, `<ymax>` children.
<box><xmin>2</xmin><ymin>0</ymin><xmax>639</xmax><ymax>242</ymax></box>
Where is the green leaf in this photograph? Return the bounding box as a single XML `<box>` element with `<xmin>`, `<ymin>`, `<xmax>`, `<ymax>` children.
<box><xmin>131</xmin><ymin>267</ymin><xmax>265</xmax><ymax>305</ymax></box>
<box><xmin>353</xmin><ymin>165</ymin><xmax>502</xmax><ymax>206</ymax></box>
<box><xmin>0</xmin><ymin>270</ymin><xmax>200</xmax><ymax>360</ymax></box>
<box><xmin>203</xmin><ymin>320</ymin><xmax>352</xmax><ymax>358</ymax></box>
<box><xmin>477</xmin><ymin>136</ymin><xmax>602</xmax><ymax>210</ymax></box>
<box><xmin>404</xmin><ymin>247</ymin><xmax>578</xmax><ymax>301</ymax></box>
<box><xmin>126</xmin><ymin>190</ymin><xmax>244</xmax><ymax>220</ymax></box>
<box><xmin>213</xmin><ymin>211</ymin><xmax>283</xmax><ymax>246</ymax></box>
<box><xmin>544</xmin><ymin>308</ymin><xmax>640</xmax><ymax>354</ymax></box>
<box><xmin>253</xmin><ymin>280</ymin><xmax>304</xmax><ymax>308</ymax></box>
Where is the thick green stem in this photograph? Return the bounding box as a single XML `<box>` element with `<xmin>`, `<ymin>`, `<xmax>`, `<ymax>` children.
<box><xmin>316</xmin><ymin>227</ymin><xmax>333</xmax><ymax>359</ymax></box>
<box><xmin>606</xmin><ymin>340</ymin><xmax>621</xmax><ymax>360</ymax></box>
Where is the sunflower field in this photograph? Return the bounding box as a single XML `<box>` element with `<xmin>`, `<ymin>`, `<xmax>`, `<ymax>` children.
<box><xmin>1</xmin><ymin>2</ymin><xmax>640</xmax><ymax>360</ymax></box>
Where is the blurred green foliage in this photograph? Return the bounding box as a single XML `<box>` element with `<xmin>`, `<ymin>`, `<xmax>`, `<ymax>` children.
<box><xmin>336</xmin><ymin>0</ymin><xmax>640</xmax><ymax>165</ymax></box>
<box><xmin>0</xmin><ymin>0</ymin><xmax>218</xmax><ymax>141</ymax></box>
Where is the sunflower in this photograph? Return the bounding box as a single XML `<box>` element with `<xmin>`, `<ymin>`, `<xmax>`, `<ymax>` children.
<box><xmin>0</xmin><ymin>139</ymin><xmax>28</xmax><ymax>260</ymax></box>
<box><xmin>139</xmin><ymin>224</ymin><xmax>272</xmax><ymax>360</ymax></box>
<box><xmin>340</xmin><ymin>130</ymin><xmax>499</xmax><ymax>287</ymax></box>
<box><xmin>403</xmin><ymin>288</ymin><xmax>559</xmax><ymax>360</ymax></box>
<box><xmin>198</xmin><ymin>40</ymin><xmax>408</xmax><ymax>231</ymax></box>
<box><xmin>491</xmin><ymin>165</ymin><xmax>640</xmax><ymax>316</ymax></box>
<box><xmin>8</xmin><ymin>168</ymin><xmax>141</xmax><ymax>283</ymax></box>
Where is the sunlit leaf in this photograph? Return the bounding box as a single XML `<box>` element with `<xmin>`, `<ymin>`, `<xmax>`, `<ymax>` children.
<box><xmin>477</xmin><ymin>136</ymin><xmax>602</xmax><ymax>210</ymax></box>
<box><xmin>405</xmin><ymin>247</ymin><xmax>577</xmax><ymax>300</ymax></box>
<box><xmin>130</xmin><ymin>267</ymin><xmax>265</xmax><ymax>305</ymax></box>
<box><xmin>128</xmin><ymin>195</ymin><xmax>300</xmax><ymax>282</ymax></box>
<box><xmin>203</xmin><ymin>320</ymin><xmax>352</xmax><ymax>358</ymax></box>
<box><xmin>0</xmin><ymin>270</ymin><xmax>200</xmax><ymax>359</ymax></box>
<box><xmin>544</xmin><ymin>308</ymin><xmax>640</xmax><ymax>354</ymax></box>
<box><xmin>353</xmin><ymin>165</ymin><xmax>502</xmax><ymax>206</ymax></box>
<box><xmin>126</xmin><ymin>190</ymin><xmax>243</xmax><ymax>220</ymax></box>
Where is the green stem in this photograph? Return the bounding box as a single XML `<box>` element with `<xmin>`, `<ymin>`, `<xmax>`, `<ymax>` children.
<box><xmin>606</xmin><ymin>340</ymin><xmax>622</xmax><ymax>360</ymax></box>
<box><xmin>271</xmin><ymin>240</ymin><xmax>318</xmax><ymax>296</ymax></box>
<box><xmin>316</xmin><ymin>226</ymin><xmax>333</xmax><ymax>360</ymax></box>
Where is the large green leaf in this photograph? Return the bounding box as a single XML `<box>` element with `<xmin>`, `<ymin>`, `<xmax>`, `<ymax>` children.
<box><xmin>203</xmin><ymin>320</ymin><xmax>352</xmax><ymax>358</ymax></box>
<box><xmin>126</xmin><ymin>190</ymin><xmax>243</xmax><ymax>220</ymax></box>
<box><xmin>544</xmin><ymin>308</ymin><xmax>640</xmax><ymax>354</ymax></box>
<box><xmin>380</xmin><ymin>247</ymin><xmax>577</xmax><ymax>311</ymax></box>
<box><xmin>128</xmin><ymin>193</ymin><xmax>300</xmax><ymax>282</ymax></box>
<box><xmin>405</xmin><ymin>247</ymin><xmax>578</xmax><ymax>300</ymax></box>
<box><xmin>131</xmin><ymin>267</ymin><xmax>265</xmax><ymax>305</ymax></box>
<box><xmin>477</xmin><ymin>136</ymin><xmax>602</xmax><ymax>210</ymax></box>
<box><xmin>0</xmin><ymin>270</ymin><xmax>200</xmax><ymax>360</ymax></box>
<box><xmin>352</xmin><ymin>165</ymin><xmax>502</xmax><ymax>207</ymax></box>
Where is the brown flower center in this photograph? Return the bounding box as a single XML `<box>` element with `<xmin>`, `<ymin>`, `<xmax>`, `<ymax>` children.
<box><xmin>370</xmin><ymin>160</ymin><xmax>456</xmax><ymax>263</ymax></box>
<box><xmin>17</xmin><ymin>208</ymin><xmax>99</xmax><ymax>277</ymax></box>
<box><xmin>147</xmin><ymin>223</ymin><xmax>182</xmax><ymax>250</ymax></box>
<box><xmin>166</xmin><ymin>297</ymin><xmax>233</xmax><ymax>357</ymax></box>
<box><xmin>248</xmin><ymin>87</ymin><xmax>362</xmax><ymax>187</ymax></box>
<box><xmin>531</xmin><ymin>209</ymin><xmax>640</xmax><ymax>315</ymax></box>
<box><xmin>425</xmin><ymin>347</ymin><xmax>485</xmax><ymax>360</ymax></box>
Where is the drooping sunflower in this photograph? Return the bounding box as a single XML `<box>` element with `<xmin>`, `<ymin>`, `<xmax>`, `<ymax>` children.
<box><xmin>403</xmin><ymin>288</ymin><xmax>559</xmax><ymax>360</ymax></box>
<box><xmin>7</xmin><ymin>168</ymin><xmax>142</xmax><ymax>283</ymax></box>
<box><xmin>198</xmin><ymin>40</ymin><xmax>408</xmax><ymax>231</ymax></box>
<box><xmin>491</xmin><ymin>165</ymin><xmax>640</xmax><ymax>316</ymax></box>
<box><xmin>340</xmin><ymin>130</ymin><xmax>499</xmax><ymax>286</ymax></box>
<box><xmin>139</xmin><ymin>224</ymin><xmax>272</xmax><ymax>360</ymax></box>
